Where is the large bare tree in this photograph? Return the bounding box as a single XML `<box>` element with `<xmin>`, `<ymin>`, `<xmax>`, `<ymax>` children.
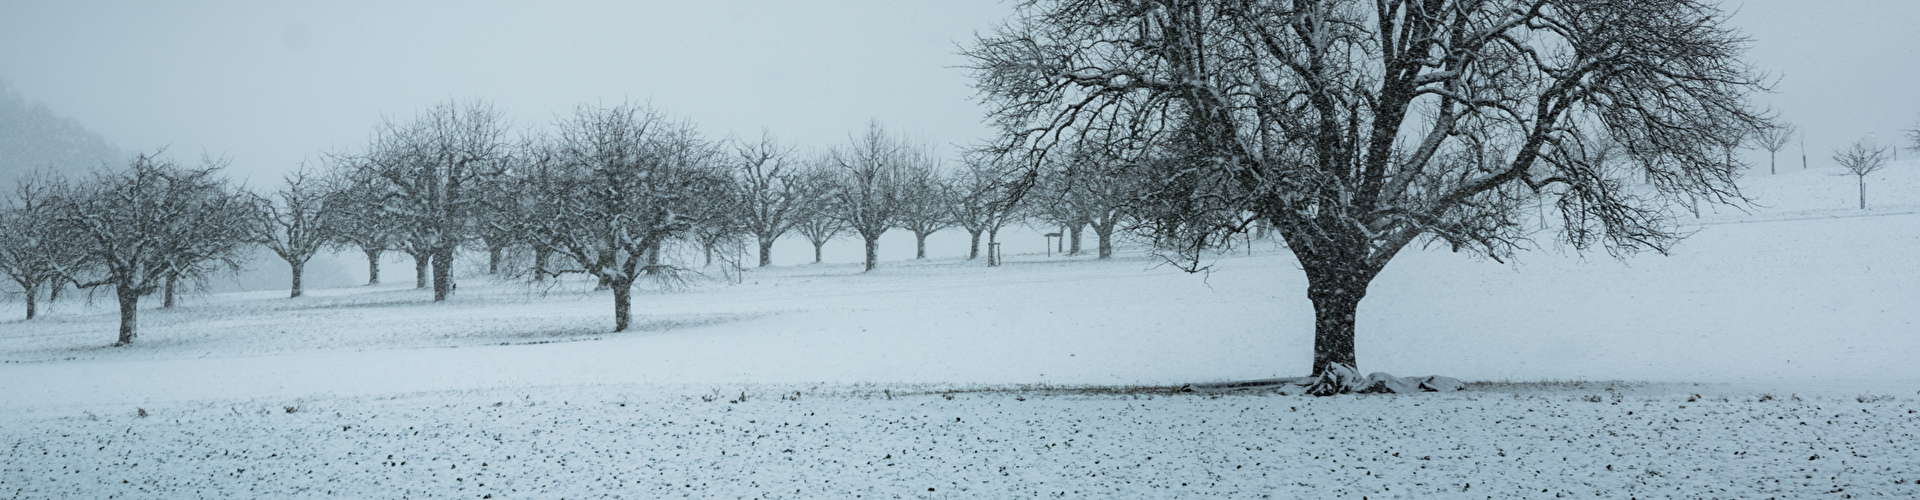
<box><xmin>531</xmin><ymin>103</ymin><xmax>728</xmax><ymax>332</ymax></box>
<box><xmin>968</xmin><ymin>0</ymin><xmax>1772</xmax><ymax>386</ymax></box>
<box><xmin>49</xmin><ymin>151</ymin><xmax>254</xmax><ymax>345</ymax></box>
<box><xmin>354</xmin><ymin>100</ymin><xmax>511</xmax><ymax>301</ymax></box>
<box><xmin>249</xmin><ymin>166</ymin><xmax>338</xmax><ymax>298</ymax></box>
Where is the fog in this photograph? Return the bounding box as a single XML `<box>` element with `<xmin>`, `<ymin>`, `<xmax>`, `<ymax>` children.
<box><xmin>4</xmin><ymin>1</ymin><xmax>1916</xmax><ymax>180</ymax></box>
<box><xmin>3</xmin><ymin>0</ymin><xmax>1918</xmax><ymax>290</ymax></box>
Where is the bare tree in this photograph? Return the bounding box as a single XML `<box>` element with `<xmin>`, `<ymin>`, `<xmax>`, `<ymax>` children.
<box><xmin>353</xmin><ymin>100</ymin><xmax>511</xmax><ymax>301</ymax></box>
<box><xmin>691</xmin><ymin>194</ymin><xmax>749</xmax><ymax>268</ymax></box>
<box><xmin>948</xmin><ymin>153</ymin><xmax>1028</xmax><ymax>262</ymax></box>
<box><xmin>1832</xmin><ymin>139</ymin><xmax>1890</xmax><ymax>210</ymax></box>
<box><xmin>0</xmin><ymin>173</ymin><xmax>83</xmax><ymax>319</ymax></box>
<box><xmin>502</xmin><ymin>142</ymin><xmax>569</xmax><ymax>281</ymax></box>
<box><xmin>894</xmin><ymin>160</ymin><xmax>954</xmax><ymax>259</ymax></box>
<box><xmin>1049</xmin><ymin>144</ymin><xmax>1138</xmax><ymax>259</ymax></box>
<box><xmin>249</xmin><ymin>166</ymin><xmax>337</xmax><ymax>298</ymax></box>
<box><xmin>531</xmin><ymin>103</ymin><xmax>727</xmax><ymax>332</ymax></box>
<box><xmin>829</xmin><ymin>121</ymin><xmax>919</xmax><ymax>272</ymax></box>
<box><xmin>321</xmin><ymin>165</ymin><xmax>402</xmax><ymax>285</ymax></box>
<box><xmin>49</xmin><ymin>151</ymin><xmax>254</xmax><ymax>345</ymax></box>
<box><xmin>474</xmin><ymin>178</ymin><xmax>526</xmax><ymax>276</ymax></box>
<box><xmin>730</xmin><ymin>132</ymin><xmax>805</xmax><ymax>267</ymax></box>
<box><xmin>789</xmin><ymin>159</ymin><xmax>848</xmax><ymax>264</ymax></box>
<box><xmin>1906</xmin><ymin>117</ymin><xmax>1920</xmax><ymax>155</ymax></box>
<box><xmin>1754</xmin><ymin>123</ymin><xmax>1797</xmax><ymax>175</ymax></box>
<box><xmin>968</xmin><ymin>0</ymin><xmax>1772</xmax><ymax>385</ymax></box>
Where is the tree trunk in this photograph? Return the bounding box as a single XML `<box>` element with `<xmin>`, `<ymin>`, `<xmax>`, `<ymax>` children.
<box><xmin>1858</xmin><ymin>176</ymin><xmax>1867</xmax><ymax>209</ymax></box>
<box><xmin>364</xmin><ymin>248</ymin><xmax>382</xmax><ymax>285</ymax></box>
<box><xmin>533</xmin><ymin>245</ymin><xmax>552</xmax><ymax>281</ymax></box>
<box><xmin>1306</xmin><ymin>278</ymin><xmax>1363</xmax><ymax>378</ymax></box>
<box><xmin>163</xmin><ymin>275</ymin><xmax>177</xmax><ymax>309</ymax></box>
<box><xmin>487</xmin><ymin>244</ymin><xmax>504</xmax><ymax>275</ymax></box>
<box><xmin>967</xmin><ymin>229</ymin><xmax>983</xmax><ymax>259</ymax></box>
<box><xmin>1068</xmin><ymin>223</ymin><xmax>1083</xmax><ymax>255</ymax></box>
<box><xmin>863</xmin><ymin>235</ymin><xmax>879</xmax><ymax>272</ymax></box>
<box><xmin>1300</xmin><ymin>253</ymin><xmax>1378</xmax><ymax>378</ymax></box>
<box><xmin>115</xmin><ymin>284</ymin><xmax>138</xmax><ymax>346</ymax></box>
<box><xmin>21</xmin><ymin>282</ymin><xmax>36</xmax><ymax>320</ymax></box>
<box><xmin>1096</xmin><ymin>223</ymin><xmax>1114</xmax><ymax>259</ymax></box>
<box><xmin>1769</xmin><ymin>151</ymin><xmax>1776</xmax><ymax>175</ymax></box>
<box><xmin>812</xmin><ymin>240</ymin><xmax>825</xmax><ymax>263</ymax></box>
<box><xmin>412</xmin><ymin>251</ymin><xmax>430</xmax><ymax>289</ymax></box>
<box><xmin>758</xmin><ymin>236</ymin><xmax>775</xmax><ymax>267</ymax></box>
<box><xmin>47</xmin><ymin>278</ymin><xmax>60</xmax><ymax>303</ymax></box>
<box><xmin>703</xmin><ymin>241</ymin><xmax>715</xmax><ymax>267</ymax></box>
<box><xmin>611</xmin><ymin>277</ymin><xmax>633</xmax><ymax>332</ymax></box>
<box><xmin>914</xmin><ymin>231</ymin><xmax>929</xmax><ymax>259</ymax></box>
<box><xmin>431</xmin><ymin>246</ymin><xmax>454</xmax><ymax>301</ymax></box>
<box><xmin>290</xmin><ymin>261</ymin><xmax>305</xmax><ymax>298</ymax></box>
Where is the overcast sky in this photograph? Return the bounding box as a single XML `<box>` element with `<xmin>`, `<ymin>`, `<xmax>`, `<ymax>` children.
<box><xmin>2</xmin><ymin>0</ymin><xmax>1917</xmax><ymax>183</ymax></box>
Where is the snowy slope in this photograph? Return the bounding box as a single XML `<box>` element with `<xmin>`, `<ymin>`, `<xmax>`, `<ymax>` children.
<box><xmin>0</xmin><ymin>160</ymin><xmax>1916</xmax><ymax>498</ymax></box>
<box><xmin>1</xmin><ymin>162</ymin><xmax>1917</xmax><ymax>407</ymax></box>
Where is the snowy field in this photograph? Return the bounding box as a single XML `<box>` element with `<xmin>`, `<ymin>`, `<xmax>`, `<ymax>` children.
<box><xmin>2</xmin><ymin>164</ymin><xmax>1918</xmax><ymax>497</ymax></box>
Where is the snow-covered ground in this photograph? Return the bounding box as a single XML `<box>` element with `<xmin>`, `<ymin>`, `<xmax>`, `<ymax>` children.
<box><xmin>2</xmin><ymin>162</ymin><xmax>1916</xmax><ymax>497</ymax></box>
<box><xmin>6</xmin><ymin>383</ymin><xmax>1920</xmax><ymax>499</ymax></box>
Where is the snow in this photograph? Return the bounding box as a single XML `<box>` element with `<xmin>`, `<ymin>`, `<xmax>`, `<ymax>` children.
<box><xmin>6</xmin><ymin>385</ymin><xmax>1919</xmax><ymax>498</ymax></box>
<box><xmin>1</xmin><ymin>162</ymin><xmax>1917</xmax><ymax>497</ymax></box>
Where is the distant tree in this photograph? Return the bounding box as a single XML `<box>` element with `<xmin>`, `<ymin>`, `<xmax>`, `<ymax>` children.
<box><xmin>729</xmin><ymin>132</ymin><xmax>805</xmax><ymax>267</ymax></box>
<box><xmin>248</xmin><ymin>166</ymin><xmax>338</xmax><ymax>298</ymax></box>
<box><xmin>1906</xmin><ymin>117</ymin><xmax>1920</xmax><ymax>155</ymax></box>
<box><xmin>322</xmin><ymin>164</ymin><xmax>403</xmax><ymax>285</ymax></box>
<box><xmin>1024</xmin><ymin>164</ymin><xmax>1092</xmax><ymax>256</ymax></box>
<box><xmin>949</xmin><ymin>155</ymin><xmax>1025</xmax><ymax>261</ymax></box>
<box><xmin>501</xmin><ymin>141</ymin><xmax>568</xmax><ymax>280</ymax></box>
<box><xmin>968</xmin><ymin>0</ymin><xmax>1773</xmax><ymax>385</ymax></box>
<box><xmin>828</xmin><ymin>122</ymin><xmax>919</xmax><ymax>272</ymax></box>
<box><xmin>531</xmin><ymin>103</ymin><xmax>728</xmax><ymax>332</ymax></box>
<box><xmin>1049</xmin><ymin>145</ymin><xmax>1138</xmax><ymax>259</ymax></box>
<box><xmin>789</xmin><ymin>159</ymin><xmax>848</xmax><ymax>264</ymax></box>
<box><xmin>894</xmin><ymin>161</ymin><xmax>954</xmax><ymax>259</ymax></box>
<box><xmin>352</xmin><ymin>100</ymin><xmax>511</xmax><ymax>301</ymax></box>
<box><xmin>0</xmin><ymin>173</ymin><xmax>82</xmax><ymax>319</ymax></box>
<box><xmin>473</xmin><ymin>174</ymin><xmax>526</xmax><ymax>276</ymax></box>
<box><xmin>1832</xmin><ymin>139</ymin><xmax>1890</xmax><ymax>209</ymax></box>
<box><xmin>49</xmin><ymin>151</ymin><xmax>254</xmax><ymax>345</ymax></box>
<box><xmin>1754</xmin><ymin>124</ymin><xmax>1796</xmax><ymax>175</ymax></box>
<box><xmin>691</xmin><ymin>187</ymin><xmax>749</xmax><ymax>268</ymax></box>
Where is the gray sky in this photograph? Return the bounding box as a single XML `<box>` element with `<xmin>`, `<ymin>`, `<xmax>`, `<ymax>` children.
<box><xmin>1</xmin><ymin>0</ymin><xmax>1917</xmax><ymax>183</ymax></box>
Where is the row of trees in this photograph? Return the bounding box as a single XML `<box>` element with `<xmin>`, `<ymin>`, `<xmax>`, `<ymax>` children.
<box><xmin>0</xmin><ymin>100</ymin><xmax>1190</xmax><ymax>343</ymax></box>
<box><xmin>0</xmin><ymin>153</ymin><xmax>254</xmax><ymax>344</ymax></box>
